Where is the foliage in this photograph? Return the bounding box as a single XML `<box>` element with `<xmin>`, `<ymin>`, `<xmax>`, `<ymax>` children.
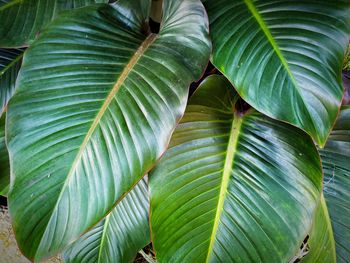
<box><xmin>149</xmin><ymin>75</ymin><xmax>322</xmax><ymax>262</ymax></box>
<box><xmin>0</xmin><ymin>114</ymin><xmax>9</xmax><ymax>196</ymax></box>
<box><xmin>344</xmin><ymin>45</ymin><xmax>350</xmax><ymax>71</ymax></box>
<box><xmin>0</xmin><ymin>0</ymin><xmax>349</xmax><ymax>262</ymax></box>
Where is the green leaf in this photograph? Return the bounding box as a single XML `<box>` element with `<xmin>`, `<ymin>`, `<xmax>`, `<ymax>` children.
<box><xmin>0</xmin><ymin>114</ymin><xmax>10</xmax><ymax>196</ymax></box>
<box><xmin>320</xmin><ymin>106</ymin><xmax>350</xmax><ymax>262</ymax></box>
<box><xmin>202</xmin><ymin>0</ymin><xmax>350</xmax><ymax>146</ymax></box>
<box><xmin>0</xmin><ymin>0</ymin><xmax>108</xmax><ymax>47</ymax></box>
<box><xmin>149</xmin><ymin>75</ymin><xmax>323</xmax><ymax>262</ymax></box>
<box><xmin>6</xmin><ymin>0</ymin><xmax>210</xmax><ymax>261</ymax></box>
<box><xmin>0</xmin><ymin>48</ymin><xmax>23</xmax><ymax>116</ymax></box>
<box><xmin>63</xmin><ymin>177</ymin><xmax>150</xmax><ymax>263</ymax></box>
<box><xmin>301</xmin><ymin>195</ymin><xmax>336</xmax><ymax>263</ymax></box>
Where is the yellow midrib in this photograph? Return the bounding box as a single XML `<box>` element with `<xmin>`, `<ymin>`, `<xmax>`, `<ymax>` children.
<box><xmin>206</xmin><ymin>113</ymin><xmax>243</xmax><ymax>262</ymax></box>
<box><xmin>65</xmin><ymin>33</ymin><xmax>157</xmax><ymax>181</ymax></box>
<box><xmin>36</xmin><ymin>33</ymin><xmax>157</xmax><ymax>256</ymax></box>
<box><xmin>243</xmin><ymin>0</ymin><xmax>318</xmax><ymax>143</ymax></box>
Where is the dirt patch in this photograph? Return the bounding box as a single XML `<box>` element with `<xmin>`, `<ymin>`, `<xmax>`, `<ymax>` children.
<box><xmin>0</xmin><ymin>206</ymin><xmax>62</xmax><ymax>263</ymax></box>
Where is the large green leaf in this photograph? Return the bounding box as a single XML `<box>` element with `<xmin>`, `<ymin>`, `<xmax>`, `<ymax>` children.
<box><xmin>0</xmin><ymin>48</ymin><xmax>23</xmax><ymax>116</ymax></box>
<box><xmin>320</xmin><ymin>106</ymin><xmax>350</xmax><ymax>262</ymax></box>
<box><xmin>149</xmin><ymin>75</ymin><xmax>323</xmax><ymax>262</ymax></box>
<box><xmin>301</xmin><ymin>195</ymin><xmax>336</xmax><ymax>263</ymax></box>
<box><xmin>0</xmin><ymin>0</ymin><xmax>108</xmax><ymax>47</ymax></box>
<box><xmin>203</xmin><ymin>0</ymin><xmax>350</xmax><ymax>146</ymax></box>
<box><xmin>6</xmin><ymin>0</ymin><xmax>210</xmax><ymax>261</ymax></box>
<box><xmin>0</xmin><ymin>114</ymin><xmax>10</xmax><ymax>196</ymax></box>
<box><xmin>63</xmin><ymin>177</ymin><xmax>150</xmax><ymax>263</ymax></box>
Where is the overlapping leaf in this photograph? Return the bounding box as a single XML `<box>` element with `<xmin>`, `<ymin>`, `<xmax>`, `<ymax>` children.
<box><xmin>6</xmin><ymin>0</ymin><xmax>210</xmax><ymax>260</ymax></box>
<box><xmin>0</xmin><ymin>48</ymin><xmax>23</xmax><ymax>116</ymax></box>
<box><xmin>0</xmin><ymin>114</ymin><xmax>9</xmax><ymax>196</ymax></box>
<box><xmin>0</xmin><ymin>0</ymin><xmax>108</xmax><ymax>47</ymax></box>
<box><xmin>149</xmin><ymin>75</ymin><xmax>323</xmax><ymax>262</ymax></box>
<box><xmin>203</xmin><ymin>0</ymin><xmax>350</xmax><ymax>146</ymax></box>
<box><xmin>320</xmin><ymin>106</ymin><xmax>350</xmax><ymax>262</ymax></box>
<box><xmin>64</xmin><ymin>178</ymin><xmax>150</xmax><ymax>263</ymax></box>
<box><xmin>302</xmin><ymin>195</ymin><xmax>336</xmax><ymax>263</ymax></box>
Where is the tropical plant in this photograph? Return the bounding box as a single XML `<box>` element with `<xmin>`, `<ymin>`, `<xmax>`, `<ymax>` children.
<box><xmin>0</xmin><ymin>0</ymin><xmax>349</xmax><ymax>262</ymax></box>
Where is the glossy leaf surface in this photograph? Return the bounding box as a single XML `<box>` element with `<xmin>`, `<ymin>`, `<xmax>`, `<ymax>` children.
<box><xmin>302</xmin><ymin>195</ymin><xmax>336</xmax><ymax>263</ymax></box>
<box><xmin>0</xmin><ymin>0</ymin><xmax>108</xmax><ymax>47</ymax></box>
<box><xmin>320</xmin><ymin>106</ymin><xmax>350</xmax><ymax>262</ymax></box>
<box><xmin>0</xmin><ymin>48</ymin><xmax>23</xmax><ymax>116</ymax></box>
<box><xmin>203</xmin><ymin>0</ymin><xmax>350</xmax><ymax>146</ymax></box>
<box><xmin>150</xmin><ymin>75</ymin><xmax>323</xmax><ymax>262</ymax></box>
<box><xmin>64</xmin><ymin>178</ymin><xmax>150</xmax><ymax>263</ymax></box>
<box><xmin>0</xmin><ymin>114</ymin><xmax>9</xmax><ymax>196</ymax></box>
<box><xmin>6</xmin><ymin>0</ymin><xmax>210</xmax><ymax>260</ymax></box>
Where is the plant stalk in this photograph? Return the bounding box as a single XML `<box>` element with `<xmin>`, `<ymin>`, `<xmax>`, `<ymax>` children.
<box><xmin>150</xmin><ymin>0</ymin><xmax>163</xmax><ymax>23</ymax></box>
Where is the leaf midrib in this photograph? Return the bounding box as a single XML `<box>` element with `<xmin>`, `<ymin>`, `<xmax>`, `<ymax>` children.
<box><xmin>320</xmin><ymin>195</ymin><xmax>336</xmax><ymax>262</ymax></box>
<box><xmin>0</xmin><ymin>51</ymin><xmax>23</xmax><ymax>76</ymax></box>
<box><xmin>64</xmin><ymin>33</ymin><xmax>157</xmax><ymax>183</ymax></box>
<box><xmin>97</xmin><ymin>215</ymin><xmax>111</xmax><ymax>263</ymax></box>
<box><xmin>243</xmin><ymin>0</ymin><xmax>299</xmax><ymax>89</ymax></box>
<box><xmin>36</xmin><ymin>33</ymin><xmax>158</xmax><ymax>257</ymax></box>
<box><xmin>206</xmin><ymin>112</ymin><xmax>243</xmax><ymax>262</ymax></box>
<box><xmin>243</xmin><ymin>0</ymin><xmax>318</xmax><ymax>143</ymax></box>
<box><xmin>0</xmin><ymin>0</ymin><xmax>23</xmax><ymax>11</ymax></box>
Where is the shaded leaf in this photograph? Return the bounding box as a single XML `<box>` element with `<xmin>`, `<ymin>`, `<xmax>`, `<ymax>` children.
<box><xmin>0</xmin><ymin>114</ymin><xmax>10</xmax><ymax>196</ymax></box>
<box><xmin>149</xmin><ymin>75</ymin><xmax>323</xmax><ymax>263</ymax></box>
<box><xmin>64</xmin><ymin>177</ymin><xmax>150</xmax><ymax>263</ymax></box>
<box><xmin>342</xmin><ymin>71</ymin><xmax>350</xmax><ymax>105</ymax></box>
<box><xmin>0</xmin><ymin>0</ymin><xmax>108</xmax><ymax>47</ymax></box>
<box><xmin>343</xmin><ymin>44</ymin><xmax>350</xmax><ymax>71</ymax></box>
<box><xmin>203</xmin><ymin>0</ymin><xmax>350</xmax><ymax>146</ymax></box>
<box><xmin>0</xmin><ymin>48</ymin><xmax>24</xmax><ymax>116</ymax></box>
<box><xmin>6</xmin><ymin>0</ymin><xmax>210</xmax><ymax>260</ymax></box>
<box><xmin>320</xmin><ymin>106</ymin><xmax>350</xmax><ymax>262</ymax></box>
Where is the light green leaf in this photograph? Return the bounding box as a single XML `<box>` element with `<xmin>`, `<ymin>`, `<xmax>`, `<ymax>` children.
<box><xmin>6</xmin><ymin>0</ymin><xmax>210</xmax><ymax>261</ymax></box>
<box><xmin>0</xmin><ymin>114</ymin><xmax>10</xmax><ymax>196</ymax></box>
<box><xmin>203</xmin><ymin>0</ymin><xmax>350</xmax><ymax>146</ymax></box>
<box><xmin>0</xmin><ymin>48</ymin><xmax>23</xmax><ymax>116</ymax></box>
<box><xmin>320</xmin><ymin>106</ymin><xmax>350</xmax><ymax>262</ymax></box>
<box><xmin>63</xmin><ymin>177</ymin><xmax>150</xmax><ymax>263</ymax></box>
<box><xmin>0</xmin><ymin>0</ymin><xmax>108</xmax><ymax>47</ymax></box>
<box><xmin>149</xmin><ymin>75</ymin><xmax>323</xmax><ymax>263</ymax></box>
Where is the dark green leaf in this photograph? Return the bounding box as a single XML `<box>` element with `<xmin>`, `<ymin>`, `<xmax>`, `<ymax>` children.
<box><xmin>0</xmin><ymin>0</ymin><xmax>108</xmax><ymax>47</ymax></box>
<box><xmin>6</xmin><ymin>0</ymin><xmax>210</xmax><ymax>260</ymax></box>
<box><xmin>150</xmin><ymin>75</ymin><xmax>323</xmax><ymax>262</ymax></box>
<box><xmin>0</xmin><ymin>114</ymin><xmax>10</xmax><ymax>196</ymax></box>
<box><xmin>63</xmin><ymin>178</ymin><xmax>150</xmax><ymax>263</ymax></box>
<box><xmin>203</xmin><ymin>0</ymin><xmax>350</xmax><ymax>146</ymax></box>
<box><xmin>320</xmin><ymin>106</ymin><xmax>350</xmax><ymax>262</ymax></box>
<box><xmin>0</xmin><ymin>48</ymin><xmax>23</xmax><ymax>116</ymax></box>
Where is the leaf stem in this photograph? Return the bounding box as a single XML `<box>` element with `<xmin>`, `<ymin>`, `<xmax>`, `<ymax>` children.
<box><xmin>150</xmin><ymin>0</ymin><xmax>163</xmax><ymax>23</ymax></box>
